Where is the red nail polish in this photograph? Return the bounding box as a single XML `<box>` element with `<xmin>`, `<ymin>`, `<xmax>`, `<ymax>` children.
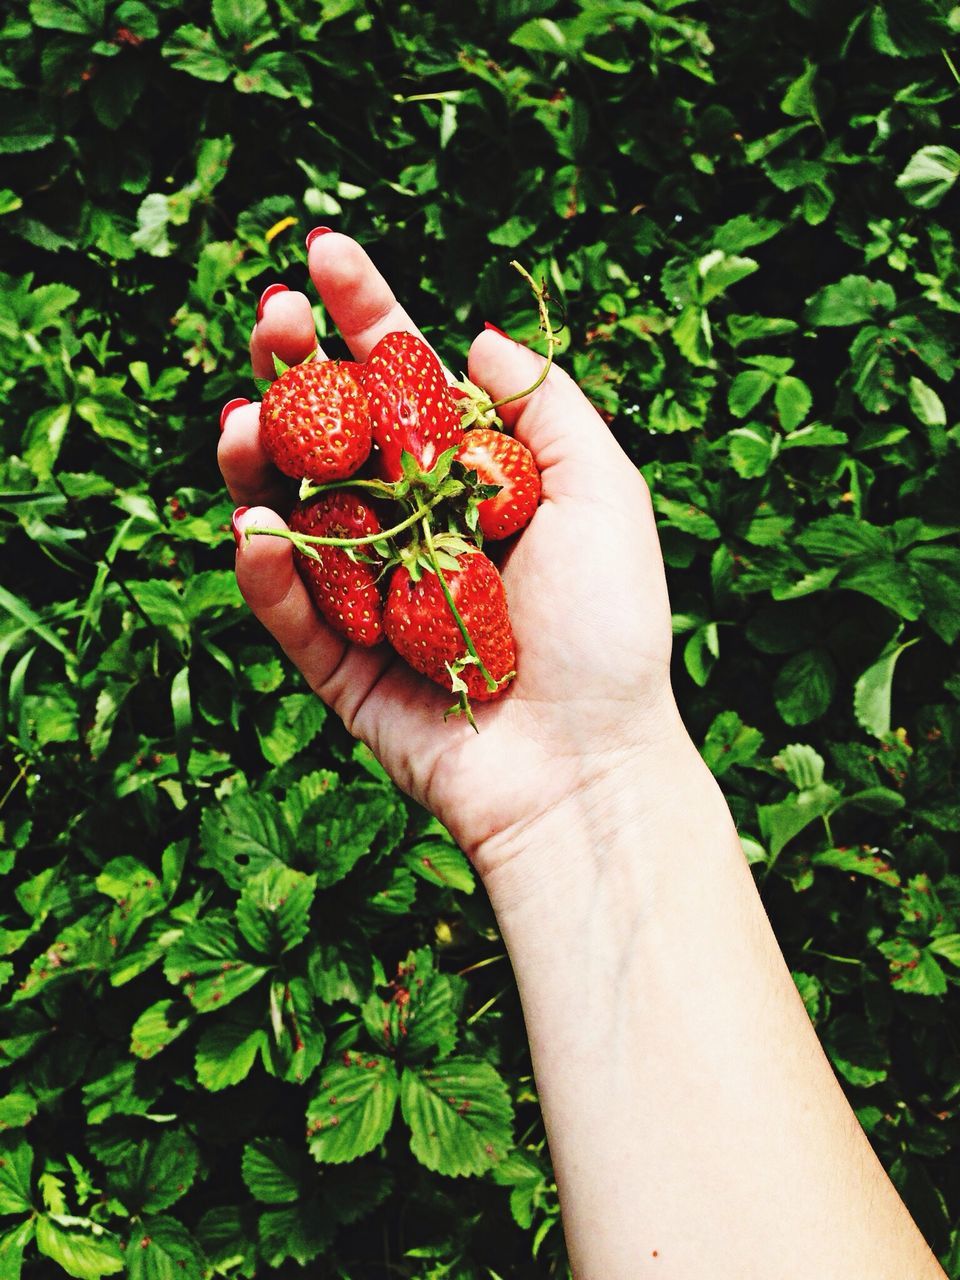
<box><xmin>219</xmin><ymin>397</ymin><xmax>250</xmax><ymax>432</ymax></box>
<box><xmin>257</xmin><ymin>283</ymin><xmax>288</xmax><ymax>322</ymax></box>
<box><xmin>305</xmin><ymin>226</ymin><xmax>333</xmax><ymax>250</ymax></box>
<box><xmin>484</xmin><ymin>321</ymin><xmax>512</xmax><ymax>340</ymax></box>
<box><xmin>231</xmin><ymin>507</ymin><xmax>250</xmax><ymax>549</ymax></box>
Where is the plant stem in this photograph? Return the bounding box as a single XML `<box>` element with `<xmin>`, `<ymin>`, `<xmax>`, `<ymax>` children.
<box><xmin>299</xmin><ymin>476</ymin><xmax>399</xmax><ymax>501</ymax></box>
<box><xmin>244</xmin><ymin>494</ymin><xmax>441</xmax><ymax>552</ymax></box>
<box><xmin>421</xmin><ymin>519</ymin><xmax>498</xmax><ymax>693</ymax></box>
<box><xmin>486</xmin><ymin>261</ymin><xmax>557</xmax><ymax>411</ymax></box>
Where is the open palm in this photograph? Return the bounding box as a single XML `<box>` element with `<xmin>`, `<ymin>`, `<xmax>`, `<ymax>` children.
<box><xmin>219</xmin><ymin>234</ymin><xmax>677</xmax><ymax>874</ymax></box>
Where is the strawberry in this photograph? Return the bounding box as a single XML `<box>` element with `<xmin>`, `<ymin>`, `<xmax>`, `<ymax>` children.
<box><xmin>455</xmin><ymin>429</ymin><xmax>541</xmax><ymax>540</ymax></box>
<box><xmin>361</xmin><ymin>332</ymin><xmax>463</xmax><ymax>481</ymax></box>
<box><xmin>260</xmin><ymin>359</ymin><xmax>372</xmax><ymax>483</ymax></box>
<box><xmin>384</xmin><ymin>548</ymin><xmax>516</xmax><ymax>701</ymax></box>
<box><xmin>289</xmin><ymin>493</ymin><xmax>384</xmax><ymax>646</ymax></box>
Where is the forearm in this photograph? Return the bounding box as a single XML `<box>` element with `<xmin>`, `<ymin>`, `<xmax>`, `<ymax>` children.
<box><xmin>481</xmin><ymin>728</ymin><xmax>945</xmax><ymax>1280</ymax></box>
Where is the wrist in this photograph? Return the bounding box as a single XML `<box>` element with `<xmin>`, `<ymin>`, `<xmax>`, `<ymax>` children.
<box><xmin>474</xmin><ymin>703</ymin><xmax>735</xmax><ymax>921</ymax></box>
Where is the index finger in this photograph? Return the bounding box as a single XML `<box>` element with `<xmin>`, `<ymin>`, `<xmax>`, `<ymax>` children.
<box><xmin>306</xmin><ymin>232</ymin><xmax>438</xmax><ymax>365</ymax></box>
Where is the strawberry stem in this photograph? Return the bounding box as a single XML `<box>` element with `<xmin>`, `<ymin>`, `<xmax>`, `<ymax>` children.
<box><xmin>486</xmin><ymin>261</ymin><xmax>556</xmax><ymax>411</ymax></box>
<box><xmin>299</xmin><ymin>476</ymin><xmax>399</xmax><ymax>502</ymax></box>
<box><xmin>421</xmin><ymin>518</ymin><xmax>499</xmax><ymax>695</ymax></box>
<box><xmin>244</xmin><ymin>494</ymin><xmax>442</xmax><ymax>553</ymax></box>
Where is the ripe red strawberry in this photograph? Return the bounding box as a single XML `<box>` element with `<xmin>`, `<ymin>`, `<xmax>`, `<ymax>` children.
<box><xmin>455</xmin><ymin>429</ymin><xmax>541</xmax><ymax>540</ymax></box>
<box><xmin>289</xmin><ymin>493</ymin><xmax>384</xmax><ymax>646</ymax></box>
<box><xmin>361</xmin><ymin>332</ymin><xmax>463</xmax><ymax>481</ymax></box>
<box><xmin>261</xmin><ymin>359</ymin><xmax>371</xmax><ymax>483</ymax></box>
<box><xmin>384</xmin><ymin>549</ymin><xmax>516</xmax><ymax>700</ymax></box>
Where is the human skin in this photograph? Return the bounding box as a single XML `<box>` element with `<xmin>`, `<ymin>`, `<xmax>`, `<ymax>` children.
<box><xmin>219</xmin><ymin>233</ymin><xmax>947</xmax><ymax>1279</ymax></box>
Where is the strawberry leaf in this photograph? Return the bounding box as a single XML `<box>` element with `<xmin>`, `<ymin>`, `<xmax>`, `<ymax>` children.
<box><xmin>241</xmin><ymin>1139</ymin><xmax>304</xmax><ymax>1204</ymax></box>
<box><xmin>236</xmin><ymin>864</ymin><xmax>316</xmax><ymax>955</ymax></box>
<box><xmin>165</xmin><ymin>911</ymin><xmax>270</xmax><ymax>1013</ymax></box>
<box><xmin>306</xmin><ymin>1053</ymin><xmax>399</xmax><ymax>1163</ymax></box>
<box><xmin>125</xmin><ymin>1216</ymin><xmax>205</xmax><ymax>1280</ymax></box>
<box><xmin>195</xmin><ymin>1005</ymin><xmax>267</xmax><ymax>1092</ymax></box>
<box><xmin>361</xmin><ymin>948</ymin><xmax>464</xmax><ymax>1061</ymax></box>
<box><xmin>129</xmin><ymin>999</ymin><xmax>193</xmax><ymax>1061</ymax></box>
<box><xmin>400</xmin><ymin>1057</ymin><xmax>514</xmax><ymax>1177</ymax></box>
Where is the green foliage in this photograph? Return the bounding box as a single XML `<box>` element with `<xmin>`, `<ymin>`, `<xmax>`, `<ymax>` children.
<box><xmin>1</xmin><ymin>0</ymin><xmax>959</xmax><ymax>1275</ymax></box>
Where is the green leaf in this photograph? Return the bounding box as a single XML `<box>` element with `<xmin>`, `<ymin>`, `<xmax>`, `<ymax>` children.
<box><xmin>0</xmin><ymin>1134</ymin><xmax>33</xmax><ymax>1213</ymax></box>
<box><xmin>774</xmin><ymin>649</ymin><xmax>836</xmax><ymax>725</ymax></box>
<box><xmin>212</xmin><ymin>0</ymin><xmax>268</xmax><ymax>40</ymax></box>
<box><xmin>728</xmin><ymin>370</ymin><xmax>773</xmax><ymax>418</ymax></box>
<box><xmin>125</xmin><ymin>1216</ymin><xmax>206</xmax><ymax>1280</ymax></box>
<box><xmin>236</xmin><ymin>864</ymin><xmax>316</xmax><ymax>955</ymax></box>
<box><xmin>805</xmin><ymin>275</ymin><xmax>896</xmax><ymax>326</ymax></box>
<box><xmin>758</xmin><ymin>783</ymin><xmax>840</xmax><ymax>859</ymax></box>
<box><xmin>254</xmin><ymin>693</ymin><xmax>326</xmax><ymax>766</ymax></box>
<box><xmin>811</xmin><ymin>847</ymin><xmax>900</xmax><ymax>886</ymax></box>
<box><xmin>509</xmin><ymin>17</ymin><xmax>567</xmax><ymax>54</ymax></box>
<box><xmin>23</xmin><ymin>404</ymin><xmax>70</xmax><ymax>480</ymax></box>
<box><xmin>907</xmin><ymin>376</ymin><xmax>946</xmax><ymax>427</ymax></box>
<box><xmin>401</xmin><ymin>1057</ymin><xmax>514</xmax><ymax>1177</ymax></box>
<box><xmin>162</xmin><ymin>25</ymin><xmax>232</xmax><ymax>83</ymax></box>
<box><xmin>701</xmin><ymin>711</ymin><xmax>764</xmax><ymax>777</ymax></box>
<box><xmin>713</xmin><ymin>216</ymin><xmax>783</xmax><ymax>254</ymax></box>
<box><xmin>307</xmin><ymin>1053</ymin><xmax>399</xmax><ymax>1163</ymax></box>
<box><xmin>671</xmin><ymin>304</ymin><xmax>713</xmax><ymax>366</ymax></box>
<box><xmin>774</xmin><ymin>376</ymin><xmax>812</xmax><ymax>430</ymax></box>
<box><xmin>683</xmin><ymin>623</ymin><xmax>719</xmax><ymax>687</ymax></box>
<box><xmin>773</xmin><ymin>743</ymin><xmax>824</xmax><ymax>791</ymax></box>
<box><xmin>854</xmin><ymin>635</ymin><xmax>919</xmax><ymax>738</ymax></box>
<box><xmin>241</xmin><ymin>1139</ymin><xmax>302</xmax><ymax>1203</ymax></box>
<box><xmin>402</xmin><ymin>840</ymin><xmax>475</xmax><ymax>894</ymax></box>
<box><xmin>199</xmin><ymin>791</ymin><xmax>290</xmax><ymax>889</ymax></box>
<box><xmin>825</xmin><ymin>1015</ymin><xmax>888</xmax><ymax>1087</ymax></box>
<box><xmin>35</xmin><ymin>1218</ymin><xmax>124</xmax><ymax>1279</ymax></box>
<box><xmin>130</xmin><ymin>193</ymin><xmax>173</xmax><ymax>257</ymax></box>
<box><xmin>910</xmin><ymin>545</ymin><xmax>960</xmax><ymax>644</ymax></box>
<box><xmin>235</xmin><ymin>53</ymin><xmax>312</xmax><ymax>107</ymax></box>
<box><xmin>114</xmin><ymin>1131</ymin><xmax>198</xmax><ymax>1213</ymax></box>
<box><xmin>895</xmin><ymin>146</ymin><xmax>960</xmax><ymax>209</ymax></box>
<box><xmin>654</xmin><ymin>496</ymin><xmax>720</xmax><ymax>540</ymax></box>
<box><xmin>877</xmin><ymin>938</ymin><xmax>947</xmax><ymax>996</ymax></box>
<box><xmin>256</xmin><ymin>1200</ymin><xmax>333</xmax><ymax>1268</ymax></box>
<box><xmin>698</xmin><ymin>250</ymin><xmax>759</xmax><ymax>303</ymax></box>
<box><xmin>29</xmin><ymin>0</ymin><xmax>105</xmax><ymax>35</ymax></box>
<box><xmin>362</xmin><ymin>949</ymin><xmax>462</xmax><ymax>1061</ymax></box>
<box><xmin>780</xmin><ymin>60</ymin><xmax>819</xmax><ymax>121</ymax></box>
<box><xmin>0</xmin><ymin>1219</ymin><xmax>34</xmax><ymax>1278</ymax></box>
<box><xmin>260</xmin><ymin>977</ymin><xmax>325</xmax><ymax>1084</ymax></box>
<box><xmin>928</xmin><ymin>935</ymin><xmax>960</xmax><ymax>968</ymax></box>
<box><xmin>0</xmin><ymin>1092</ymin><xmax>38</xmax><ymax>1131</ymax></box>
<box><xmin>727</xmin><ymin>425</ymin><xmax>777</xmax><ymax>477</ymax></box>
<box><xmin>306</xmin><ymin>784</ymin><xmax>404</xmax><ymax>889</ymax></box>
<box><xmin>129</xmin><ymin>999</ymin><xmax>193</xmax><ymax>1061</ymax></box>
<box><xmin>195</xmin><ymin>1007</ymin><xmax>267</xmax><ymax>1091</ymax></box>
<box><xmin>164</xmin><ymin>912</ymin><xmax>270</xmax><ymax>1013</ymax></box>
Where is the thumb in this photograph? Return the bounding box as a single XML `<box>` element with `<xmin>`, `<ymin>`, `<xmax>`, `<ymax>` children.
<box><xmin>465</xmin><ymin>329</ymin><xmax>633</xmax><ymax>499</ymax></box>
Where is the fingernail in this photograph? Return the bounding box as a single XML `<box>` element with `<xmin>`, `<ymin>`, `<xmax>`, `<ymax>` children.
<box><xmin>305</xmin><ymin>226</ymin><xmax>333</xmax><ymax>250</ymax></box>
<box><xmin>257</xmin><ymin>283</ymin><xmax>288</xmax><ymax>322</ymax></box>
<box><xmin>219</xmin><ymin>397</ymin><xmax>250</xmax><ymax>432</ymax></box>
<box><xmin>232</xmin><ymin>507</ymin><xmax>250</xmax><ymax>549</ymax></box>
<box><xmin>484</xmin><ymin>321</ymin><xmax>512</xmax><ymax>340</ymax></box>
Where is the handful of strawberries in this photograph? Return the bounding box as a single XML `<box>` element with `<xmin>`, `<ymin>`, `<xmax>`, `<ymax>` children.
<box><xmin>243</xmin><ymin>270</ymin><xmax>549</xmax><ymax>726</ymax></box>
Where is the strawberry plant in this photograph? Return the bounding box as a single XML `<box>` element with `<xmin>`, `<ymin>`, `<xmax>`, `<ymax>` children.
<box><xmin>1</xmin><ymin>0</ymin><xmax>959</xmax><ymax>1277</ymax></box>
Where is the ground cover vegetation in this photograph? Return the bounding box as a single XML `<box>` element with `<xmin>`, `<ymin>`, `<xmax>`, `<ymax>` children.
<box><xmin>1</xmin><ymin>0</ymin><xmax>959</xmax><ymax>1275</ymax></box>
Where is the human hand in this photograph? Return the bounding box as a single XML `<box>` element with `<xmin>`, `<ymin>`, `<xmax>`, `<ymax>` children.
<box><xmin>219</xmin><ymin>234</ymin><xmax>684</xmax><ymax>886</ymax></box>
